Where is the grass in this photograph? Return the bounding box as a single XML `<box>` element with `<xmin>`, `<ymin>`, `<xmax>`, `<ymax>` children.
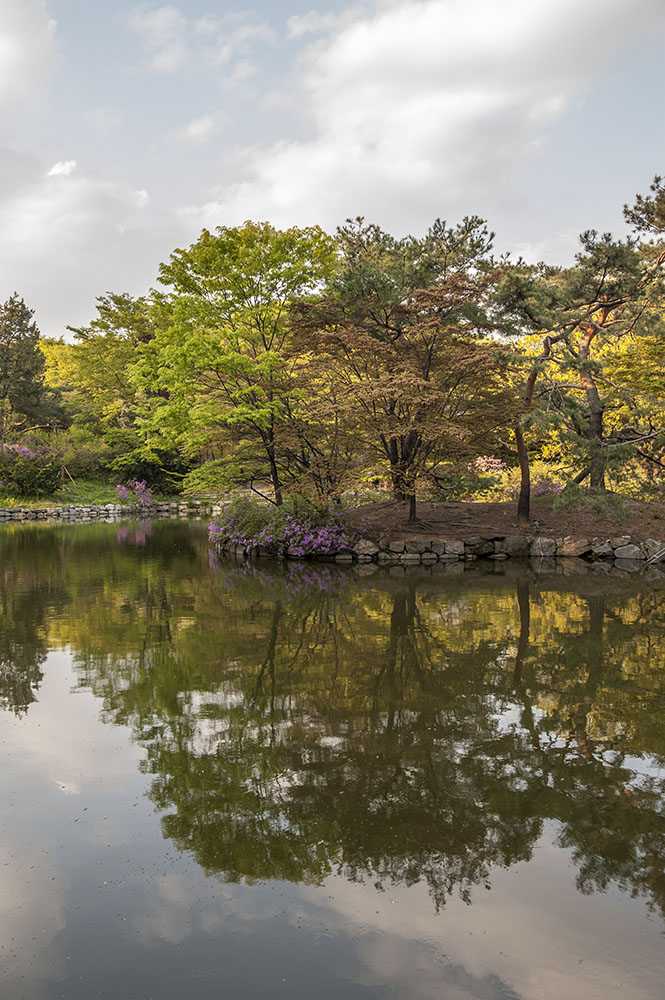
<box><xmin>0</xmin><ymin>478</ymin><xmax>179</xmax><ymax>508</ymax></box>
<box><xmin>54</xmin><ymin>479</ymin><xmax>124</xmax><ymax>505</ymax></box>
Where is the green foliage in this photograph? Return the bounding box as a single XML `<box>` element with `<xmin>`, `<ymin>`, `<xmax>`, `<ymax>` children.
<box><xmin>0</xmin><ymin>294</ymin><xmax>56</xmax><ymax>442</ymax></box>
<box><xmin>46</xmin><ymin>425</ymin><xmax>115</xmax><ymax>479</ymax></box>
<box><xmin>293</xmin><ymin>217</ymin><xmax>516</xmax><ymax>516</ymax></box>
<box><xmin>553</xmin><ymin>485</ymin><xmax>628</xmax><ymax>519</ymax></box>
<box><xmin>58</xmin><ymin>292</ymin><xmax>158</xmax><ymax>433</ymax></box>
<box><xmin>0</xmin><ymin>445</ymin><xmax>61</xmax><ymax>498</ymax></box>
<box><xmin>132</xmin><ymin>221</ymin><xmax>337</xmax><ymax>502</ymax></box>
<box><xmin>496</xmin><ymin>180</ymin><xmax>665</xmax><ymax>517</ymax></box>
<box><xmin>23</xmin><ymin>186</ymin><xmax>665</xmax><ymax>515</ymax></box>
<box><xmin>430</xmin><ymin>463</ymin><xmax>497</xmax><ymax>500</ymax></box>
<box><xmin>106</xmin><ymin>427</ymin><xmax>189</xmax><ymax>492</ymax></box>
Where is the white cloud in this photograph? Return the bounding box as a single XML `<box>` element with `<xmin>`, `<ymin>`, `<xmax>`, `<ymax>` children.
<box><xmin>170</xmin><ymin>113</ymin><xmax>219</xmax><ymax>144</ymax></box>
<box><xmin>286</xmin><ymin>6</ymin><xmax>366</xmax><ymax>39</ymax></box>
<box><xmin>0</xmin><ymin>149</ymin><xmax>182</xmax><ymax>336</ymax></box>
<box><xmin>131</xmin><ymin>187</ymin><xmax>151</xmax><ymax>208</ymax></box>
<box><xmin>127</xmin><ymin>4</ymin><xmax>273</xmax><ymax>82</ymax></box>
<box><xmin>82</xmin><ymin>106</ymin><xmax>123</xmax><ymax>132</ymax></box>
<box><xmin>47</xmin><ymin>159</ymin><xmax>77</xmax><ymax>177</ymax></box>
<box><xmin>0</xmin><ymin>0</ymin><xmax>57</xmax><ymax>112</ymax></box>
<box><xmin>181</xmin><ymin>0</ymin><xmax>665</xmax><ymax>235</ymax></box>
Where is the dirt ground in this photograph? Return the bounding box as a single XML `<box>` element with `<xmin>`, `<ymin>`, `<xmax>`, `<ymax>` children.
<box><xmin>353</xmin><ymin>496</ymin><xmax>665</xmax><ymax>545</ymax></box>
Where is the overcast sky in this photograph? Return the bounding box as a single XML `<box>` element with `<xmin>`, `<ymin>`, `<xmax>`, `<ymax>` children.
<box><xmin>1</xmin><ymin>0</ymin><xmax>664</xmax><ymax>338</ymax></box>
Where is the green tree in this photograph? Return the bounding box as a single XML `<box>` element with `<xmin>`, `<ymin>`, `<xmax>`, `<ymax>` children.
<box><xmin>133</xmin><ymin>221</ymin><xmax>336</xmax><ymax>504</ymax></box>
<box><xmin>0</xmin><ymin>294</ymin><xmax>49</xmax><ymax>444</ymax></box>
<box><xmin>43</xmin><ymin>293</ymin><xmax>187</xmax><ymax>485</ymax></box>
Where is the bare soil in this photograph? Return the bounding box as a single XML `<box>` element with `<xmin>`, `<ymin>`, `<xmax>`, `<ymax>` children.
<box><xmin>354</xmin><ymin>496</ymin><xmax>665</xmax><ymax>546</ymax></box>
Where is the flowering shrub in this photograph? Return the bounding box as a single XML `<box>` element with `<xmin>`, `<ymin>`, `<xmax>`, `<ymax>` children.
<box><xmin>0</xmin><ymin>443</ymin><xmax>61</xmax><ymax>497</ymax></box>
<box><xmin>209</xmin><ymin>497</ymin><xmax>361</xmax><ymax>556</ymax></box>
<box><xmin>510</xmin><ymin>476</ymin><xmax>564</xmax><ymax>498</ymax></box>
<box><xmin>532</xmin><ymin>477</ymin><xmax>564</xmax><ymax>497</ymax></box>
<box><xmin>472</xmin><ymin>455</ymin><xmax>507</xmax><ymax>477</ymax></box>
<box><xmin>116</xmin><ymin>480</ymin><xmax>153</xmax><ymax>505</ymax></box>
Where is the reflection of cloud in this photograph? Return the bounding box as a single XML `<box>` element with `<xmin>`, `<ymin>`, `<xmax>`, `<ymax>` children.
<box><xmin>130</xmin><ymin>873</ymin><xmax>226</xmax><ymax>944</ymax></box>
<box><xmin>297</xmin><ymin>832</ymin><xmax>664</xmax><ymax>1000</ymax></box>
<box><xmin>1</xmin><ymin>650</ymin><xmax>144</xmax><ymax>789</ymax></box>
<box><xmin>53</xmin><ymin>779</ymin><xmax>81</xmax><ymax>795</ymax></box>
<box><xmin>0</xmin><ymin>836</ymin><xmax>68</xmax><ymax>989</ymax></box>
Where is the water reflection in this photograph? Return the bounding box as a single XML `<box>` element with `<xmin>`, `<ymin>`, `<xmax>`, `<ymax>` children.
<box><xmin>2</xmin><ymin>521</ymin><xmax>665</xmax><ymax>927</ymax></box>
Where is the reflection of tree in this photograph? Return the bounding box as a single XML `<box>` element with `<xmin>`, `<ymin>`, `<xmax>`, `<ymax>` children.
<box><xmin>0</xmin><ymin>578</ymin><xmax>47</xmax><ymax>714</ymax></box>
<box><xmin>507</xmin><ymin>584</ymin><xmax>665</xmax><ymax>916</ymax></box>
<box><xmin>0</xmin><ymin>529</ymin><xmax>68</xmax><ymax>714</ymax></box>
<box><xmin>65</xmin><ymin>559</ymin><xmax>665</xmax><ymax>915</ymax></box>
<box><xmin>4</xmin><ymin>526</ymin><xmax>665</xmax><ymax>916</ymax></box>
<box><xmin>0</xmin><ymin>520</ymin><xmax>203</xmax><ymax>715</ymax></box>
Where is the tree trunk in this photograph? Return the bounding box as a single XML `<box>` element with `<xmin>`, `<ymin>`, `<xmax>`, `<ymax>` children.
<box><xmin>587</xmin><ymin>394</ymin><xmax>605</xmax><ymax>489</ymax></box>
<box><xmin>573</xmin><ymin>596</ymin><xmax>605</xmax><ymax>762</ymax></box>
<box><xmin>515</xmin><ymin>421</ymin><xmax>531</xmax><ymax>520</ymax></box>
<box><xmin>513</xmin><ymin>579</ymin><xmax>530</xmax><ymax>689</ymax></box>
<box><xmin>408</xmin><ymin>493</ymin><xmax>417</xmax><ymax>523</ymax></box>
<box><xmin>388</xmin><ymin>439</ymin><xmax>407</xmax><ymax>501</ymax></box>
<box><xmin>265</xmin><ymin>432</ymin><xmax>283</xmax><ymax>507</ymax></box>
<box><xmin>514</xmin><ymin>335</ymin><xmax>560</xmax><ymax>522</ymax></box>
<box><xmin>569</xmin><ymin>466</ymin><xmax>591</xmax><ymax>487</ymax></box>
<box><xmin>579</xmin><ymin>327</ymin><xmax>605</xmax><ymax>490</ymax></box>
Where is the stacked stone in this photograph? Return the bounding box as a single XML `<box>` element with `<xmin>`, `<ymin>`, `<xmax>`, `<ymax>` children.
<box><xmin>214</xmin><ymin>532</ymin><xmax>665</xmax><ymax>568</ymax></box>
<box><xmin>0</xmin><ymin>499</ymin><xmax>213</xmax><ymax>523</ymax></box>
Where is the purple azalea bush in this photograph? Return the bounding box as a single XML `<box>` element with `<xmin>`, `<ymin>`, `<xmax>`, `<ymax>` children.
<box><xmin>209</xmin><ymin>498</ymin><xmax>361</xmax><ymax>556</ymax></box>
<box><xmin>532</xmin><ymin>477</ymin><xmax>564</xmax><ymax>497</ymax></box>
<box><xmin>116</xmin><ymin>480</ymin><xmax>153</xmax><ymax>505</ymax></box>
<box><xmin>509</xmin><ymin>476</ymin><xmax>564</xmax><ymax>499</ymax></box>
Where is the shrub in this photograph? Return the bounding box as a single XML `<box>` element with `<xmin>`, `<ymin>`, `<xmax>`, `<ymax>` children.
<box><xmin>553</xmin><ymin>485</ymin><xmax>627</xmax><ymax>519</ymax></box>
<box><xmin>116</xmin><ymin>480</ymin><xmax>154</xmax><ymax>505</ymax></box>
<box><xmin>0</xmin><ymin>444</ymin><xmax>61</xmax><ymax>497</ymax></box>
<box><xmin>209</xmin><ymin>497</ymin><xmax>362</xmax><ymax>556</ymax></box>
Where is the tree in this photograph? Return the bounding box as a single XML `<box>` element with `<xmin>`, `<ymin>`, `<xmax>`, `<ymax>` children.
<box><xmin>0</xmin><ymin>294</ymin><xmax>48</xmax><ymax>443</ymax></box>
<box><xmin>132</xmin><ymin>221</ymin><xmax>336</xmax><ymax>504</ymax></box>
<box><xmin>293</xmin><ymin>218</ymin><xmax>516</xmax><ymax>521</ymax></box>
<box><xmin>41</xmin><ymin>293</ymin><xmax>186</xmax><ymax>486</ymax></box>
<box><xmin>499</xmin><ymin>178</ymin><xmax>665</xmax><ymax>519</ymax></box>
<box><xmin>63</xmin><ymin>292</ymin><xmax>157</xmax><ymax>432</ymax></box>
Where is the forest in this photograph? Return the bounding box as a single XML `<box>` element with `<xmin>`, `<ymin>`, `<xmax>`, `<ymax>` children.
<box><xmin>1</xmin><ymin>175</ymin><xmax>665</xmax><ymax>525</ymax></box>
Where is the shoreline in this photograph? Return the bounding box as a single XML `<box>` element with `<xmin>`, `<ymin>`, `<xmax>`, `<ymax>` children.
<box><xmin>215</xmin><ymin>530</ymin><xmax>665</xmax><ymax>570</ymax></box>
<box><xmin>3</xmin><ymin>499</ymin><xmax>665</xmax><ymax>573</ymax></box>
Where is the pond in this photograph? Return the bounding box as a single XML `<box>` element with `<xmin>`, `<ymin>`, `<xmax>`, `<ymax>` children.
<box><xmin>1</xmin><ymin>519</ymin><xmax>665</xmax><ymax>1000</ymax></box>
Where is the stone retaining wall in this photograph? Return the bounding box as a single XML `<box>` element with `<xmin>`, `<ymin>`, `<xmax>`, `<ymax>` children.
<box><xmin>218</xmin><ymin>532</ymin><xmax>665</xmax><ymax>569</ymax></box>
<box><xmin>3</xmin><ymin>505</ymin><xmax>663</xmax><ymax>571</ymax></box>
<box><xmin>0</xmin><ymin>499</ymin><xmax>213</xmax><ymax>522</ymax></box>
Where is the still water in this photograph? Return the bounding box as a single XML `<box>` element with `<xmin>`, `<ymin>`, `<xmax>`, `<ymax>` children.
<box><xmin>1</xmin><ymin>520</ymin><xmax>665</xmax><ymax>1000</ymax></box>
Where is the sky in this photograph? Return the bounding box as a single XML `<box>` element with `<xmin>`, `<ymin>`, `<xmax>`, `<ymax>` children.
<box><xmin>1</xmin><ymin>0</ymin><xmax>664</xmax><ymax>338</ymax></box>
